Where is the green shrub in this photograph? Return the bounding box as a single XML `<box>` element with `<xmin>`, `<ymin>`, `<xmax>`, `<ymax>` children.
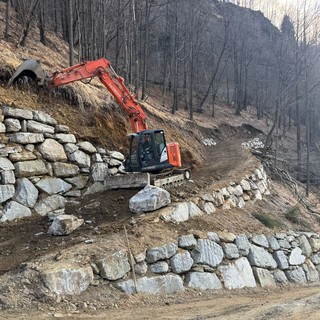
<box><xmin>285</xmin><ymin>206</ymin><xmax>301</xmax><ymax>224</ymax></box>
<box><xmin>253</xmin><ymin>213</ymin><xmax>286</xmax><ymax>229</ymax></box>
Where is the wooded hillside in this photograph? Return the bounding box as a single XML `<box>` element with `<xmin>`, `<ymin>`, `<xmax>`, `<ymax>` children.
<box><xmin>2</xmin><ymin>0</ymin><xmax>320</xmax><ymax>195</ymax></box>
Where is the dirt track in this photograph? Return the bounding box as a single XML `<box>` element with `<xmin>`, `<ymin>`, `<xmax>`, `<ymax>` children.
<box><xmin>1</xmin><ymin>285</ymin><xmax>320</xmax><ymax>319</ymax></box>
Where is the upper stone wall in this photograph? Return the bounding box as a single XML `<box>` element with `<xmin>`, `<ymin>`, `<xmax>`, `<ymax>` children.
<box><xmin>0</xmin><ymin>105</ymin><xmax>124</xmax><ymax>222</ymax></box>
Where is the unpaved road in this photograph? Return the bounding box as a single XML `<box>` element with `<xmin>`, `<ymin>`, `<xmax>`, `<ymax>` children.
<box><xmin>1</xmin><ymin>285</ymin><xmax>320</xmax><ymax>320</ymax></box>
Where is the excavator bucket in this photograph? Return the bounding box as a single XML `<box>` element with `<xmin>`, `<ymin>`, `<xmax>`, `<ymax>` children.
<box><xmin>7</xmin><ymin>59</ymin><xmax>46</xmax><ymax>87</ymax></box>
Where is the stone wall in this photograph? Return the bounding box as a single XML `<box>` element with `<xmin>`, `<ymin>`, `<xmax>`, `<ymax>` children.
<box><xmin>115</xmin><ymin>230</ymin><xmax>320</xmax><ymax>294</ymax></box>
<box><xmin>0</xmin><ymin>105</ymin><xmax>124</xmax><ymax>222</ymax></box>
<box><xmin>39</xmin><ymin>230</ymin><xmax>320</xmax><ymax>296</ymax></box>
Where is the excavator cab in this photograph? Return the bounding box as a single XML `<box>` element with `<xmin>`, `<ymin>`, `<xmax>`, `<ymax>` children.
<box><xmin>125</xmin><ymin>129</ymin><xmax>181</xmax><ymax>173</ymax></box>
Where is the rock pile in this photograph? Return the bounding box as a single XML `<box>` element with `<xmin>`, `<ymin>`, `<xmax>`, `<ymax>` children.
<box><xmin>0</xmin><ymin>105</ymin><xmax>124</xmax><ymax>222</ymax></box>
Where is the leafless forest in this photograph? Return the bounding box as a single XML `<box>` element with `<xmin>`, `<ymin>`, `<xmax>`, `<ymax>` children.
<box><xmin>3</xmin><ymin>0</ymin><xmax>320</xmax><ymax>193</ymax></box>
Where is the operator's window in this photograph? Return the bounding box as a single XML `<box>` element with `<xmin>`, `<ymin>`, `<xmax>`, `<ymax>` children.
<box><xmin>155</xmin><ymin>132</ymin><xmax>165</xmax><ymax>156</ymax></box>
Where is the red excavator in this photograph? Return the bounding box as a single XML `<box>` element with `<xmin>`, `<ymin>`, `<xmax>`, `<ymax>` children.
<box><xmin>8</xmin><ymin>58</ymin><xmax>190</xmax><ymax>186</ymax></box>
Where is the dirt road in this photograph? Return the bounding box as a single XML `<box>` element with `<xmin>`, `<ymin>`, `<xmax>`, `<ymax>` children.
<box><xmin>1</xmin><ymin>285</ymin><xmax>320</xmax><ymax>320</ymax></box>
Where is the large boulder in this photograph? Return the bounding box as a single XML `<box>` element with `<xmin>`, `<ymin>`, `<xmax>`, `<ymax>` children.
<box><xmin>218</xmin><ymin>257</ymin><xmax>256</xmax><ymax>289</ymax></box>
<box><xmin>191</xmin><ymin>239</ymin><xmax>224</xmax><ymax>267</ymax></box>
<box><xmin>0</xmin><ymin>201</ymin><xmax>32</xmax><ymax>222</ymax></box>
<box><xmin>13</xmin><ymin>178</ymin><xmax>39</xmax><ymax>208</ymax></box>
<box><xmin>34</xmin><ymin>195</ymin><xmax>67</xmax><ymax>216</ymax></box>
<box><xmin>35</xmin><ymin>177</ymin><xmax>72</xmax><ymax>195</ymax></box>
<box><xmin>14</xmin><ymin>160</ymin><xmax>48</xmax><ymax>177</ymax></box>
<box><xmin>38</xmin><ymin>139</ymin><xmax>67</xmax><ymax>162</ymax></box>
<box><xmin>117</xmin><ymin>274</ymin><xmax>184</xmax><ymax>295</ymax></box>
<box><xmin>185</xmin><ymin>272</ymin><xmax>222</xmax><ymax>290</ymax></box>
<box><xmin>96</xmin><ymin>250</ymin><xmax>131</xmax><ymax>280</ymax></box>
<box><xmin>129</xmin><ymin>185</ymin><xmax>171</xmax><ymax>213</ymax></box>
<box><xmin>41</xmin><ymin>263</ymin><xmax>93</xmax><ymax>295</ymax></box>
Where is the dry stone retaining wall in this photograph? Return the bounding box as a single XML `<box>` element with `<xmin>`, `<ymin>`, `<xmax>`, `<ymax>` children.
<box><xmin>38</xmin><ymin>230</ymin><xmax>320</xmax><ymax>296</ymax></box>
<box><xmin>0</xmin><ymin>105</ymin><xmax>124</xmax><ymax>222</ymax></box>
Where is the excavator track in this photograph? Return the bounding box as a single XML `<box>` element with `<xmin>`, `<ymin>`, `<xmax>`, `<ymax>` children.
<box><xmin>151</xmin><ymin>169</ymin><xmax>191</xmax><ymax>188</ymax></box>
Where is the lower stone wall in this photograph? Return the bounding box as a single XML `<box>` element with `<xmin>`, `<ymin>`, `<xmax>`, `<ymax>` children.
<box><xmin>41</xmin><ymin>230</ymin><xmax>320</xmax><ymax>295</ymax></box>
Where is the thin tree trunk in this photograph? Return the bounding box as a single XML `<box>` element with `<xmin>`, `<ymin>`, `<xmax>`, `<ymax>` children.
<box><xmin>4</xmin><ymin>0</ymin><xmax>10</xmax><ymax>40</ymax></box>
<box><xmin>69</xmin><ymin>0</ymin><xmax>74</xmax><ymax>66</ymax></box>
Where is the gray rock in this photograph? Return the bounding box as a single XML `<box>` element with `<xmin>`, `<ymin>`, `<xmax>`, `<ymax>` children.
<box><xmin>160</xmin><ymin>203</ymin><xmax>189</xmax><ymax>223</ymax></box>
<box><xmin>298</xmin><ymin>235</ymin><xmax>312</xmax><ymax>256</ymax></box>
<box><xmin>64</xmin><ymin>190</ymin><xmax>81</xmax><ymax>197</ymax></box>
<box><xmin>247</xmin><ymin>244</ymin><xmax>277</xmax><ymax>269</ymax></box>
<box><xmin>0</xmin><ymin>201</ymin><xmax>32</xmax><ymax>222</ymax></box>
<box><xmin>289</xmin><ymin>247</ymin><xmax>306</xmax><ymax>266</ymax></box>
<box><xmin>55</xmin><ymin>133</ymin><xmax>77</xmax><ymax>144</ymax></box>
<box><xmin>170</xmin><ymin>251</ymin><xmax>194</xmax><ymax>274</ymax></box>
<box><xmin>108</xmin><ymin>151</ymin><xmax>125</xmax><ymax>161</ymax></box>
<box><xmin>188</xmin><ymin>202</ymin><xmax>202</xmax><ymax>218</ymax></box>
<box><xmin>32</xmin><ymin>111</ymin><xmax>57</xmax><ymax>125</ymax></box>
<box><xmin>218</xmin><ymin>257</ymin><xmax>256</xmax><ymax>289</ymax></box>
<box><xmin>191</xmin><ymin>239</ymin><xmax>224</xmax><ymax>267</ymax></box>
<box><xmin>68</xmin><ymin>150</ymin><xmax>91</xmax><ymax>168</ymax></box>
<box><xmin>117</xmin><ymin>274</ymin><xmax>184</xmax><ymax>295</ymax></box>
<box><xmin>207</xmin><ymin>232</ymin><xmax>220</xmax><ymax>242</ymax></box>
<box><xmin>252</xmin><ymin>267</ymin><xmax>276</xmax><ymax>287</ymax></box>
<box><xmin>240</xmin><ymin>179</ymin><xmax>251</xmax><ymax>191</ymax></box>
<box><xmin>4</xmin><ymin>118</ymin><xmax>21</xmax><ymax>132</ymax></box>
<box><xmin>0</xmin><ymin>185</ymin><xmax>15</xmax><ymax>203</ymax></box>
<box><xmin>201</xmin><ymin>201</ymin><xmax>216</xmax><ymax>215</ymax></box>
<box><xmin>273</xmin><ymin>251</ymin><xmax>289</xmax><ymax>270</ymax></box>
<box><xmin>83</xmin><ymin>182</ymin><xmax>106</xmax><ymax>196</ymax></box>
<box><xmin>278</xmin><ymin>239</ymin><xmax>291</xmax><ymax>250</ymax></box>
<box><xmin>222</xmin><ymin>243</ymin><xmax>240</xmax><ymax>259</ymax></box>
<box><xmin>238</xmin><ymin>197</ymin><xmax>246</xmax><ymax>208</ymax></box>
<box><xmin>252</xmin><ymin>190</ymin><xmax>262</xmax><ymax>200</ymax></box>
<box><xmin>64</xmin><ymin>143</ymin><xmax>79</xmax><ymax>154</ymax></box>
<box><xmin>134</xmin><ymin>262</ymin><xmax>148</xmax><ymax>276</ymax></box>
<box><xmin>14</xmin><ymin>160</ymin><xmax>49</xmax><ymax>177</ymax></box>
<box><xmin>201</xmin><ymin>193</ymin><xmax>214</xmax><ymax>202</ymax></box>
<box><xmin>272</xmin><ymin>269</ymin><xmax>288</xmax><ymax>284</ymax></box>
<box><xmin>0</xmin><ymin>158</ymin><xmax>15</xmax><ymax>171</ymax></box>
<box><xmin>267</xmin><ymin>236</ymin><xmax>280</xmax><ymax>251</ymax></box>
<box><xmin>285</xmin><ymin>267</ymin><xmax>307</xmax><ymax>284</ymax></box>
<box><xmin>302</xmin><ymin>260</ymin><xmax>319</xmax><ymax>282</ymax></box>
<box><xmin>55</xmin><ymin>124</ymin><xmax>69</xmax><ymax>133</ymax></box>
<box><xmin>41</xmin><ymin>264</ymin><xmax>93</xmax><ymax>295</ymax></box>
<box><xmin>13</xmin><ymin>178</ymin><xmax>39</xmax><ymax>208</ymax></box>
<box><xmin>77</xmin><ymin>141</ymin><xmax>97</xmax><ymax>154</ymax></box>
<box><xmin>233</xmin><ymin>185</ymin><xmax>243</xmax><ymax>197</ymax></box>
<box><xmin>185</xmin><ymin>272</ymin><xmax>222</xmax><ymax>290</ymax></box>
<box><xmin>48</xmin><ymin>214</ymin><xmax>84</xmax><ymax>235</ymax></box>
<box><xmin>134</xmin><ymin>252</ymin><xmax>146</xmax><ymax>263</ymax></box>
<box><xmin>1</xmin><ymin>170</ymin><xmax>15</xmax><ymax>184</ymax></box>
<box><xmin>8</xmin><ymin>151</ymin><xmax>37</xmax><ymax>162</ymax></box>
<box><xmin>311</xmin><ymin>254</ymin><xmax>320</xmax><ymax>265</ymax></box>
<box><xmin>52</xmin><ymin>162</ymin><xmax>79</xmax><ymax>178</ymax></box>
<box><xmin>251</xmin><ymin>234</ymin><xmax>269</xmax><ymax>248</ymax></box>
<box><xmin>90</xmin><ymin>163</ymin><xmax>109</xmax><ymax>182</ymax></box>
<box><xmin>0</xmin><ymin>123</ymin><xmax>5</xmax><ymax>133</ymax></box>
<box><xmin>235</xmin><ymin>234</ymin><xmax>250</xmax><ymax>256</ymax></box>
<box><xmin>212</xmin><ymin>192</ymin><xmax>225</xmax><ymax>206</ymax></box>
<box><xmin>27</xmin><ymin>120</ymin><xmax>55</xmax><ymax>134</ymax></box>
<box><xmin>130</xmin><ymin>185</ymin><xmax>171</xmax><ymax>213</ymax></box>
<box><xmin>146</xmin><ymin>243</ymin><xmax>178</xmax><ymax>263</ymax></box>
<box><xmin>91</xmin><ymin>153</ymin><xmax>103</xmax><ymax>163</ymax></box>
<box><xmin>97</xmin><ymin>250</ymin><xmax>130</xmax><ymax>280</ymax></box>
<box><xmin>309</xmin><ymin>238</ymin><xmax>320</xmax><ymax>253</ymax></box>
<box><xmin>217</xmin><ymin>231</ymin><xmax>236</xmax><ymax>242</ymax></box>
<box><xmin>65</xmin><ymin>175</ymin><xmax>89</xmax><ymax>189</ymax></box>
<box><xmin>3</xmin><ymin>106</ymin><xmax>33</xmax><ymax>119</ymax></box>
<box><xmin>34</xmin><ymin>195</ymin><xmax>67</xmax><ymax>216</ymax></box>
<box><xmin>178</xmin><ymin>234</ymin><xmax>197</xmax><ymax>249</ymax></box>
<box><xmin>10</xmin><ymin>132</ymin><xmax>44</xmax><ymax>144</ymax></box>
<box><xmin>38</xmin><ymin>139</ymin><xmax>67</xmax><ymax>162</ymax></box>
<box><xmin>150</xmin><ymin>261</ymin><xmax>169</xmax><ymax>274</ymax></box>
<box><xmin>36</xmin><ymin>177</ymin><xmax>72</xmax><ymax>195</ymax></box>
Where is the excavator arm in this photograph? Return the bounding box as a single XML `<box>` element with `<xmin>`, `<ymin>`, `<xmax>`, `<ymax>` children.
<box><xmin>48</xmin><ymin>58</ymin><xmax>148</xmax><ymax>133</ymax></box>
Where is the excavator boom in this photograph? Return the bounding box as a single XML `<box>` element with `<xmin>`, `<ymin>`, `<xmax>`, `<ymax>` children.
<box><xmin>8</xmin><ymin>57</ymin><xmax>185</xmax><ymax>179</ymax></box>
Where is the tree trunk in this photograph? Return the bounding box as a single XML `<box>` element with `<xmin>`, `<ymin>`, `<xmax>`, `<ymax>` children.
<box><xmin>4</xmin><ymin>0</ymin><xmax>10</xmax><ymax>40</ymax></box>
<box><xmin>69</xmin><ymin>0</ymin><xmax>74</xmax><ymax>66</ymax></box>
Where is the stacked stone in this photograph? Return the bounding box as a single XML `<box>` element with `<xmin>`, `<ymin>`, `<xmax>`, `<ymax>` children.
<box><xmin>198</xmin><ymin>165</ymin><xmax>269</xmax><ymax>214</ymax></box>
<box><xmin>0</xmin><ymin>106</ymin><xmax>124</xmax><ymax>222</ymax></box>
<box><xmin>92</xmin><ymin>230</ymin><xmax>320</xmax><ymax>295</ymax></box>
<box><xmin>24</xmin><ymin>230</ymin><xmax>320</xmax><ymax>296</ymax></box>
